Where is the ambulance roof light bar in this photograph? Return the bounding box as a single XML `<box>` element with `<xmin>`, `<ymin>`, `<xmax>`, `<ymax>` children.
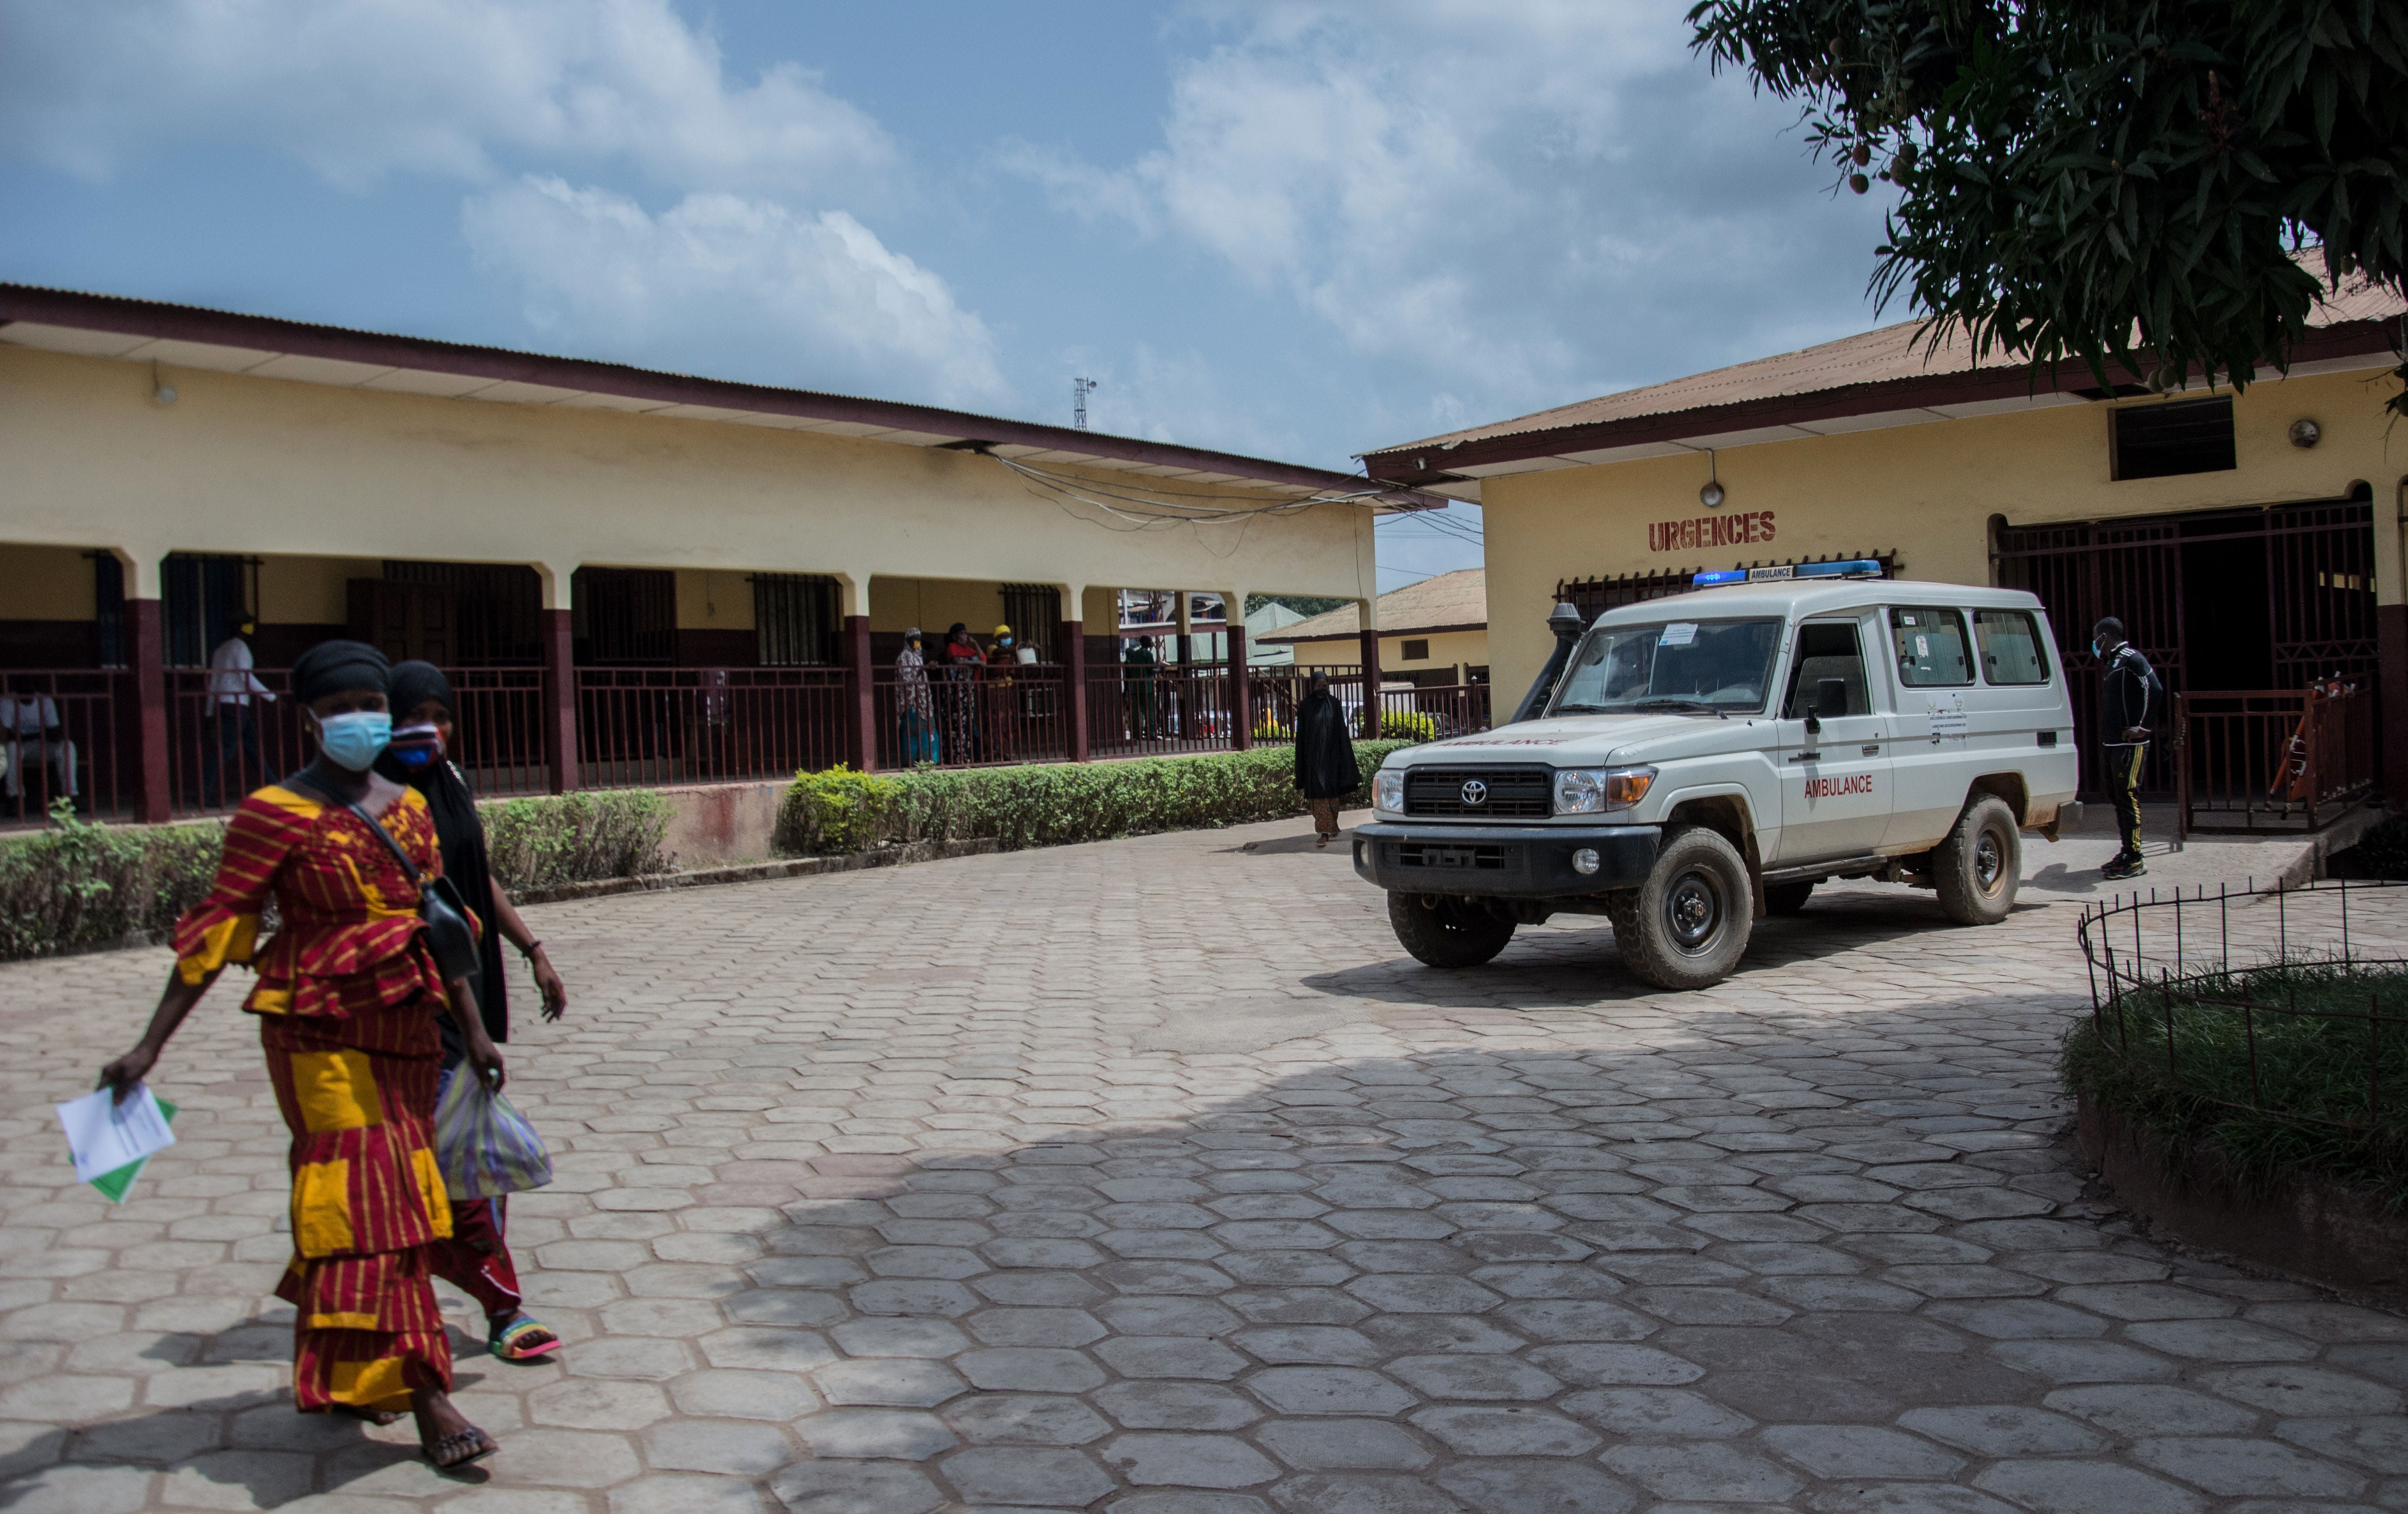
<box><xmin>1692</xmin><ymin>559</ymin><xmax>1883</xmax><ymax>589</ymax></box>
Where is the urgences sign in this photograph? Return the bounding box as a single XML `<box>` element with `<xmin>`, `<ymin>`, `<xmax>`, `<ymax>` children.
<box><xmin>1650</xmin><ymin>510</ymin><xmax>1775</xmax><ymax>554</ymax></box>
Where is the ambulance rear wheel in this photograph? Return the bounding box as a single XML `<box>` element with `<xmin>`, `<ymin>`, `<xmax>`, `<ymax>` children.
<box><xmin>1612</xmin><ymin>824</ymin><xmax>1754</xmax><ymax>990</ymax></box>
<box><xmin>1388</xmin><ymin>892</ymin><xmax>1516</xmax><ymax>968</ymax></box>
<box><xmin>1935</xmin><ymin>795</ymin><xmax>2020</xmax><ymax>925</ymax></box>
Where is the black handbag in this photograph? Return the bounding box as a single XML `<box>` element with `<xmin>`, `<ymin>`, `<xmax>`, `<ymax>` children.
<box><xmin>287</xmin><ymin>771</ymin><xmax>483</xmax><ymax>990</ymax></box>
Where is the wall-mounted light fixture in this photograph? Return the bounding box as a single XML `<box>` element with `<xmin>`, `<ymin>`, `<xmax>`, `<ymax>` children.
<box><xmin>1699</xmin><ymin>449</ymin><xmax>1725</xmax><ymax>508</ymax></box>
<box><xmin>2289</xmin><ymin>418</ymin><xmax>2322</xmax><ymax>449</ymax></box>
<box><xmin>151</xmin><ymin>361</ymin><xmax>176</xmax><ymax>406</ymax></box>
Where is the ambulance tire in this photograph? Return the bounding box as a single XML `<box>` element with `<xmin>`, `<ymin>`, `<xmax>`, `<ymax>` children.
<box><xmin>1388</xmin><ymin>892</ymin><xmax>1516</xmax><ymax>969</ymax></box>
<box><xmin>1935</xmin><ymin>794</ymin><xmax>2020</xmax><ymax>926</ymax></box>
<box><xmin>1764</xmin><ymin>881</ymin><xmax>1815</xmax><ymax>916</ymax></box>
<box><xmin>1612</xmin><ymin>824</ymin><xmax>1754</xmax><ymax>990</ymax></box>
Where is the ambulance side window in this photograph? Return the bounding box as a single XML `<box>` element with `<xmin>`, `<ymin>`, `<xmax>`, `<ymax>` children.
<box><xmin>1889</xmin><ymin>607</ymin><xmax>1972</xmax><ymax>686</ymax></box>
<box><xmin>1782</xmin><ymin>621</ymin><xmax>1871</xmax><ymax>717</ymax></box>
<box><xmin>1973</xmin><ymin>608</ymin><xmax>2050</xmax><ymax>685</ymax></box>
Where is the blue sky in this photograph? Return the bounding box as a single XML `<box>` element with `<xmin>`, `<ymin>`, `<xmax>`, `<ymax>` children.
<box><xmin>0</xmin><ymin>0</ymin><xmax>1899</xmax><ymax>589</ymax></box>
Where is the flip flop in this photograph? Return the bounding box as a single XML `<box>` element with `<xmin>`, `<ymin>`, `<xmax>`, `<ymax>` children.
<box><xmin>489</xmin><ymin>1315</ymin><xmax>561</xmax><ymax>1363</ymax></box>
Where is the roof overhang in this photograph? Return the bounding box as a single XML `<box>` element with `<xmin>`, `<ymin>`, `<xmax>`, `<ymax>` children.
<box><xmin>1361</xmin><ymin>319</ymin><xmax>2405</xmax><ymax>497</ymax></box>
<box><xmin>0</xmin><ymin>282</ymin><xmax>1449</xmax><ymax>512</ymax></box>
<box><xmin>1260</xmin><ymin>618</ymin><xmax>1488</xmax><ymax>646</ymax></box>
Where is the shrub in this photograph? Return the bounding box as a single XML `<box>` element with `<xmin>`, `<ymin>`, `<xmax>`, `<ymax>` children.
<box><xmin>1380</xmin><ymin>709</ymin><xmax>1439</xmax><ymax>742</ymax></box>
<box><xmin>482</xmin><ymin>790</ymin><xmax>674</xmax><ymax>891</ymax></box>
<box><xmin>776</xmin><ymin>766</ymin><xmax>906</xmax><ymax>856</ymax></box>
<box><xmin>0</xmin><ymin>802</ymin><xmax>224</xmax><ymax>961</ymax></box>
<box><xmin>2063</xmin><ymin>961</ymin><xmax>2408</xmax><ymax>1209</ymax></box>
<box><xmin>778</xmin><ymin>741</ymin><xmax>1416</xmax><ymax>856</ymax></box>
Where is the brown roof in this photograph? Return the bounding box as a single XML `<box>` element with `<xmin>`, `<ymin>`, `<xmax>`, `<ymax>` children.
<box><xmin>1259</xmin><ymin>568</ymin><xmax>1486</xmax><ymax>644</ymax></box>
<box><xmin>1363</xmin><ymin>259</ymin><xmax>2406</xmax><ymax>487</ymax></box>
<box><xmin>0</xmin><ymin>282</ymin><xmax>1450</xmax><ymax>511</ymax></box>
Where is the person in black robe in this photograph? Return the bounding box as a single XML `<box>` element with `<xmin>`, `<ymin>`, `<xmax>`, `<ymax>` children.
<box><xmin>377</xmin><ymin>662</ymin><xmax>570</xmax><ymax>1364</ymax></box>
<box><xmin>1294</xmin><ymin>672</ymin><xmax>1360</xmax><ymax>847</ymax></box>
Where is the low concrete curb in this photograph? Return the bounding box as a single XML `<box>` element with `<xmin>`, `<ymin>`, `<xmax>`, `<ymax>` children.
<box><xmin>2077</xmin><ymin>1092</ymin><xmax>2408</xmax><ymax>1306</ymax></box>
<box><xmin>511</xmin><ymin>837</ymin><xmax>1002</xmax><ymax>906</ymax></box>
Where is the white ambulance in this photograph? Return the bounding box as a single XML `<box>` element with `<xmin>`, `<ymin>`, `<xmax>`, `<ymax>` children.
<box><xmin>1352</xmin><ymin>563</ymin><xmax>2082</xmax><ymax>989</ymax></box>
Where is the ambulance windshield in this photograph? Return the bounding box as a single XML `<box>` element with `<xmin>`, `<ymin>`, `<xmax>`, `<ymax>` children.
<box><xmin>1549</xmin><ymin>618</ymin><xmax>1783</xmax><ymax>716</ymax></box>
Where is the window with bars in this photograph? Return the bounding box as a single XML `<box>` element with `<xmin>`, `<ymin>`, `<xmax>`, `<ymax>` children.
<box><xmin>574</xmin><ymin>567</ymin><xmax>677</xmax><ymax>664</ymax></box>
<box><xmin>1000</xmin><ymin>584</ymin><xmax>1062</xmax><ymax>661</ymax></box>
<box><xmin>162</xmin><ymin>553</ymin><xmax>258</xmax><ymax>667</ymax></box>
<box><xmin>2112</xmin><ymin>397</ymin><xmax>2236</xmax><ymax>480</ymax></box>
<box><xmin>754</xmin><ymin>573</ymin><xmax>840</xmax><ymax>666</ymax></box>
<box><xmin>382</xmin><ymin>561</ymin><xmax>543</xmax><ymax>664</ymax></box>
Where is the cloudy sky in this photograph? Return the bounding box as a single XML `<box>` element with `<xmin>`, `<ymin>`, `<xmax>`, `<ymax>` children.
<box><xmin>0</xmin><ymin>0</ymin><xmax>1897</xmax><ymax>588</ymax></box>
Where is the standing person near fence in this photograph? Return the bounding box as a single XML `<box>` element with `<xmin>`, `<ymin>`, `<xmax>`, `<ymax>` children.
<box><xmin>203</xmin><ymin>616</ymin><xmax>275</xmax><ymax>806</ymax></box>
<box><xmin>941</xmin><ymin>623</ymin><xmax>984</xmax><ymax>762</ymax></box>
<box><xmin>1294</xmin><ymin>671</ymin><xmax>1359</xmax><ymax>849</ymax></box>
<box><xmin>895</xmin><ymin>628</ymin><xmax>938</xmax><ymax>764</ymax></box>
<box><xmin>97</xmin><ymin>640</ymin><xmax>506</xmax><ymax>1470</ymax></box>
<box><xmin>985</xmin><ymin>624</ymin><xmax>1021</xmax><ymax>761</ymax></box>
<box><xmin>378</xmin><ymin>662</ymin><xmax>570</xmax><ymax>1365</ymax></box>
<box><xmin>2093</xmin><ymin>616</ymin><xmax>2163</xmax><ymax>882</ymax></box>
<box><xmin>1126</xmin><ymin>636</ymin><xmax>1159</xmax><ymax>741</ymax></box>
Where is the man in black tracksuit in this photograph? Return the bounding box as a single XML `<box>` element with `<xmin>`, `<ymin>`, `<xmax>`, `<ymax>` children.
<box><xmin>2094</xmin><ymin>616</ymin><xmax>2164</xmax><ymax>880</ymax></box>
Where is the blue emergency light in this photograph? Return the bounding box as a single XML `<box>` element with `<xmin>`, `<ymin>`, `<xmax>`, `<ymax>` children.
<box><xmin>1692</xmin><ymin>559</ymin><xmax>1882</xmax><ymax>588</ymax></box>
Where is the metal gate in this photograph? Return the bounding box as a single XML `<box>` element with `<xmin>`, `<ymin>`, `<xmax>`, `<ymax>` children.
<box><xmin>1992</xmin><ymin>495</ymin><xmax>2377</xmax><ymax>798</ymax></box>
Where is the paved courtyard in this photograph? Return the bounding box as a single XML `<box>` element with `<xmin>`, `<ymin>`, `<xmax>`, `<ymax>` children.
<box><xmin>2</xmin><ymin>813</ymin><xmax>2404</xmax><ymax>1514</ymax></box>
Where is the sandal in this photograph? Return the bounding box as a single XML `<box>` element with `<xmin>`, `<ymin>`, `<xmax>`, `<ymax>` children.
<box><xmin>489</xmin><ymin>1315</ymin><xmax>561</xmax><ymax>1363</ymax></box>
<box><xmin>424</xmin><ymin>1425</ymin><xmax>498</xmax><ymax>1470</ymax></box>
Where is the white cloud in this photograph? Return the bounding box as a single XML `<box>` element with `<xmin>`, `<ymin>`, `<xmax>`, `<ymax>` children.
<box><xmin>462</xmin><ymin>177</ymin><xmax>1008</xmax><ymax>408</ymax></box>
<box><xmin>0</xmin><ymin>0</ymin><xmax>896</xmax><ymax>196</ymax></box>
<box><xmin>1007</xmin><ymin>0</ymin><xmax>1895</xmax><ymax>435</ymax></box>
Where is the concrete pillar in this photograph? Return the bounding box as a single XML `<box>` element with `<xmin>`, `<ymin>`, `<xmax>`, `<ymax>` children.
<box><xmin>845</xmin><ymin>615</ymin><xmax>877</xmax><ymax>772</ymax></box>
<box><xmin>542</xmin><ymin>608</ymin><xmax>577</xmax><ymax>794</ymax></box>
<box><xmin>127</xmin><ymin>596</ymin><xmax>171</xmax><ymax>822</ymax></box>
<box><xmin>1357</xmin><ymin>596</ymin><xmax>1382</xmax><ymax>740</ymax></box>
<box><xmin>1226</xmin><ymin>589</ymin><xmax>1251</xmax><ymax>751</ymax></box>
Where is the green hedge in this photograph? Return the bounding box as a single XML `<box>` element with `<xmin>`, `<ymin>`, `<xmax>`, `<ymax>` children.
<box><xmin>0</xmin><ymin>788</ymin><xmax>675</xmax><ymax>962</ymax></box>
<box><xmin>0</xmin><ymin>803</ymin><xmax>225</xmax><ymax>962</ymax></box>
<box><xmin>483</xmin><ymin>790</ymin><xmax>674</xmax><ymax>890</ymax></box>
<box><xmin>776</xmin><ymin>742</ymin><xmax>1415</xmax><ymax>856</ymax></box>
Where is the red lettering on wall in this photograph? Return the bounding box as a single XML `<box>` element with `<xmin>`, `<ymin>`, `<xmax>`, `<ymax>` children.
<box><xmin>1645</xmin><ymin>510</ymin><xmax>1778</xmax><ymax>556</ymax></box>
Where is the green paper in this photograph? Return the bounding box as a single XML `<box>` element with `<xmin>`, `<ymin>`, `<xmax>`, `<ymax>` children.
<box><xmin>87</xmin><ymin>1098</ymin><xmax>176</xmax><ymax>1204</ymax></box>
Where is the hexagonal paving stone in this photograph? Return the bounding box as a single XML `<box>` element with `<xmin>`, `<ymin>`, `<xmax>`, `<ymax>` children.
<box><xmin>955</xmin><ymin>1347</ymin><xmax>1105</xmax><ymax>1393</ymax></box>
<box><xmin>1408</xmin><ymin>1406</ymin><xmax>1601</xmax><ymax>1458</ymax></box>
<box><xmin>1601</xmin><ymin>1443</ymin><xmax>1805</xmax><ymax>1503</ymax></box>
<box><xmin>1384</xmin><ymin>1355</ymin><xmax>1561</xmax><ymax>1402</ymax></box>
<box><xmin>1434</xmin><ymin>1459</ymin><xmax>1636</xmax><ymax>1514</ymax></box>
<box><xmin>1103</xmin><ymin>1432</ymin><xmax>1281</xmax><ymax>1488</ymax></box>
<box><xmin>964</xmin><ymin>1307</ymin><xmax>1106</xmax><ymax>1347</ymax></box>
<box><xmin>1255</xmin><ymin>1418</ymin><xmax>1433</xmax><ymax>1472</ymax></box>
<box><xmin>812</xmin><ymin>1358</ymin><xmax>967</xmax><ymax>1409</ymax></box>
<box><xmin>527</xmin><ymin>1377</ymin><xmax>675</xmax><ymax>1431</ymax></box>
<box><xmin>1762</xmin><ymin>1424</ymin><xmax>1965</xmax><ymax>1479</ymax></box>
<box><xmin>944</xmin><ymin>1393</ymin><xmax>1113</xmax><ymax>1446</ymax></box>
<box><xmin>1096</xmin><ymin>1381</ymin><xmax>1263</xmax><ymax>1431</ymax></box>
<box><xmin>792</xmin><ymin>1408</ymin><xmax>959</xmax><ymax>1461</ymax></box>
<box><xmin>770</xmin><ymin>1458</ymin><xmax>943</xmax><ymax>1514</ymax></box>
<box><xmin>1094</xmin><ymin>1335</ymin><xmax>1250</xmax><ymax>1381</ymax></box>
<box><xmin>939</xmin><ymin>1446</ymin><xmax>1115</xmax><ymax>1507</ymax></box>
<box><xmin>1899</xmin><ymin>1404</ymin><xmax>2107</xmax><ymax>1456</ymax></box>
<box><xmin>1245</xmin><ymin>1367</ymin><xmax>1419</xmax><ymax>1417</ymax></box>
<box><xmin>1562</xmin><ymin>1387</ymin><xmax>1754</xmax><ymax>1438</ymax></box>
<box><xmin>2127</xmin><ymin>1435</ymin><xmax>2365</xmax><ymax>1498</ymax></box>
<box><xmin>1972</xmin><ymin>1459</ymin><xmax>2207</xmax><ymax>1514</ymax></box>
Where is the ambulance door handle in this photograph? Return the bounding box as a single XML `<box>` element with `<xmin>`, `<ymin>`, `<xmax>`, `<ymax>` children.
<box><xmin>1861</xmin><ymin>744</ymin><xmax>1880</xmax><ymax>756</ymax></box>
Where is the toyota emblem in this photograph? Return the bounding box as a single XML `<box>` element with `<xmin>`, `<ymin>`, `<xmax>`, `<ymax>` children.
<box><xmin>1461</xmin><ymin>779</ymin><xmax>1488</xmax><ymax>806</ymax></box>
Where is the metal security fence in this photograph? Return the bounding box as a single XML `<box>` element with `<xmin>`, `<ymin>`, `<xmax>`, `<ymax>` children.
<box><xmin>2177</xmin><ymin>682</ymin><xmax>2375</xmax><ymax>837</ymax></box>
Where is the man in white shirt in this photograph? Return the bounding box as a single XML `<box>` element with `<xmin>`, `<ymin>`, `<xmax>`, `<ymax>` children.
<box><xmin>1</xmin><ymin>683</ymin><xmax>78</xmax><ymax>814</ymax></box>
<box><xmin>202</xmin><ymin>617</ymin><xmax>274</xmax><ymax>805</ymax></box>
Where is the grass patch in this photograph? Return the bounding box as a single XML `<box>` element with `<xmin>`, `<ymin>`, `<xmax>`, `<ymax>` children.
<box><xmin>2063</xmin><ymin>960</ymin><xmax>2408</xmax><ymax>1208</ymax></box>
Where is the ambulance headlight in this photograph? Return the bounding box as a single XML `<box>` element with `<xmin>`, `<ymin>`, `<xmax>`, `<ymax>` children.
<box><xmin>1554</xmin><ymin>766</ymin><xmax>1655</xmax><ymax>815</ymax></box>
<box><xmin>1373</xmin><ymin>769</ymin><xmax>1406</xmax><ymax>813</ymax></box>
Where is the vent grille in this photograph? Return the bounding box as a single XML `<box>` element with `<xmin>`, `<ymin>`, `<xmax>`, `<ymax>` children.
<box><xmin>1404</xmin><ymin>766</ymin><xmax>1552</xmax><ymax>818</ymax></box>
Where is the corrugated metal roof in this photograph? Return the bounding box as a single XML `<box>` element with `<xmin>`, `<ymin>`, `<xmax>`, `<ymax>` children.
<box><xmin>1259</xmin><ymin>568</ymin><xmax>1487</xmax><ymax>643</ymax></box>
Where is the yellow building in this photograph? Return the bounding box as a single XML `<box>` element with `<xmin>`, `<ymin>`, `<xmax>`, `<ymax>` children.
<box><xmin>1362</xmin><ymin>274</ymin><xmax>2408</xmax><ymax>798</ymax></box>
<box><xmin>1257</xmin><ymin>568</ymin><xmax>1489</xmax><ymax>684</ymax></box>
<box><xmin>0</xmin><ymin>284</ymin><xmax>1440</xmax><ymax>822</ymax></box>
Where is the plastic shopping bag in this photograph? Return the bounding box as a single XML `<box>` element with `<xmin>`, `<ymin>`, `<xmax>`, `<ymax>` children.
<box><xmin>431</xmin><ymin>1068</ymin><xmax>554</xmax><ymax>1201</ymax></box>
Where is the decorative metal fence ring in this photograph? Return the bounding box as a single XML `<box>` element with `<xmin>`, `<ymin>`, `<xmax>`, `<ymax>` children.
<box><xmin>2074</xmin><ymin>877</ymin><xmax>2408</xmax><ymax>1136</ymax></box>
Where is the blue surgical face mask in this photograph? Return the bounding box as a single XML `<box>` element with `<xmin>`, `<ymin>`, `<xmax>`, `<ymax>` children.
<box><xmin>315</xmin><ymin>710</ymin><xmax>392</xmax><ymax>772</ymax></box>
<box><xmin>386</xmin><ymin>723</ymin><xmax>444</xmax><ymax>771</ymax></box>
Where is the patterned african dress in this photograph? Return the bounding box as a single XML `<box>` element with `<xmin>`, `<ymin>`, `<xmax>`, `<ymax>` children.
<box><xmin>172</xmin><ymin>781</ymin><xmax>461</xmax><ymax>1414</ymax></box>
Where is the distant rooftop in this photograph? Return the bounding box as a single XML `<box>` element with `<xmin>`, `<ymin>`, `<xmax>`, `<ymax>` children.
<box><xmin>1259</xmin><ymin>568</ymin><xmax>1486</xmax><ymax>645</ymax></box>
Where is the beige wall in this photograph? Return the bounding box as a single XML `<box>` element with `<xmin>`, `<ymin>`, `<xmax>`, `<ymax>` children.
<box><xmin>1276</xmin><ymin>626</ymin><xmax>1489</xmax><ymax>673</ymax></box>
<box><xmin>0</xmin><ymin>346</ymin><xmax>1384</xmax><ymax>615</ymax></box>
<box><xmin>0</xmin><ymin>545</ymin><xmax>97</xmax><ymax>619</ymax></box>
<box><xmin>1480</xmin><ymin>365</ymin><xmax>2408</xmax><ymax>697</ymax></box>
<box><xmin>258</xmin><ymin>554</ymin><xmax>382</xmax><ymax>625</ymax></box>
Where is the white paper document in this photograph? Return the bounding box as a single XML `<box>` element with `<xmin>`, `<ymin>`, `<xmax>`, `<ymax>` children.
<box><xmin>57</xmin><ymin>1085</ymin><xmax>177</xmax><ymax>1185</ymax></box>
<box><xmin>1659</xmin><ymin>623</ymin><xmax>1699</xmax><ymax>647</ymax></box>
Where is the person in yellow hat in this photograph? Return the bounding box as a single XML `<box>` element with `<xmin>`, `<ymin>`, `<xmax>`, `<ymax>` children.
<box><xmin>985</xmin><ymin>625</ymin><xmax>1021</xmax><ymax>760</ymax></box>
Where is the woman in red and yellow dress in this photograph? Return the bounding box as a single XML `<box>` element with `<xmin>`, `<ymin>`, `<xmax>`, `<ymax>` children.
<box><xmin>101</xmin><ymin>641</ymin><xmax>504</xmax><ymax>1469</ymax></box>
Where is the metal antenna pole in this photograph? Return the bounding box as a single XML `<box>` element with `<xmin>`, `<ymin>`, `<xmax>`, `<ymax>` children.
<box><xmin>1072</xmin><ymin>377</ymin><xmax>1097</xmax><ymax>431</ymax></box>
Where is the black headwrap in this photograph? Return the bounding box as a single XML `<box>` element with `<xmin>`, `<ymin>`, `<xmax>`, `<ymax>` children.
<box><xmin>374</xmin><ymin>659</ymin><xmax>509</xmax><ymax>1049</ymax></box>
<box><xmin>290</xmin><ymin>640</ymin><xmax>390</xmax><ymax>703</ymax></box>
<box><xmin>389</xmin><ymin>660</ymin><xmax>455</xmax><ymax>723</ymax></box>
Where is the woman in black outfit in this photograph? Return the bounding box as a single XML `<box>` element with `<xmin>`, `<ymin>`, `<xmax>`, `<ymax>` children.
<box><xmin>1294</xmin><ymin>672</ymin><xmax>1360</xmax><ymax>847</ymax></box>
